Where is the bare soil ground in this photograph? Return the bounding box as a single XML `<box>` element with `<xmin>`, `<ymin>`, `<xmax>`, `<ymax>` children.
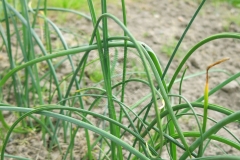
<box><xmin>1</xmin><ymin>0</ymin><xmax>240</xmax><ymax>159</ymax></box>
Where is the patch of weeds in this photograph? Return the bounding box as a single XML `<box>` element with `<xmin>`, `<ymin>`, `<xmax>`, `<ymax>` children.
<box><xmin>143</xmin><ymin>32</ymin><xmax>151</xmax><ymax>38</ymax></box>
<box><xmin>218</xmin><ymin>0</ymin><xmax>240</xmax><ymax>7</ymax></box>
<box><xmin>222</xmin><ymin>14</ymin><xmax>240</xmax><ymax>31</ymax></box>
<box><xmin>45</xmin><ymin>0</ymin><xmax>88</xmax><ymax>11</ymax></box>
<box><xmin>161</xmin><ymin>39</ymin><xmax>185</xmax><ymax>58</ymax></box>
<box><xmin>130</xmin><ymin>58</ymin><xmax>147</xmax><ymax>79</ymax></box>
<box><xmin>208</xmin><ymin>0</ymin><xmax>240</xmax><ymax>31</ymax></box>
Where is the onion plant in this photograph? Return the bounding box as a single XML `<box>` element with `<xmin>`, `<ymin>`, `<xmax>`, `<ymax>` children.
<box><xmin>0</xmin><ymin>0</ymin><xmax>240</xmax><ymax>159</ymax></box>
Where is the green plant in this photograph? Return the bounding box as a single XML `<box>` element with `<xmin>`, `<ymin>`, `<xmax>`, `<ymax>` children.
<box><xmin>0</xmin><ymin>0</ymin><xmax>240</xmax><ymax>160</ymax></box>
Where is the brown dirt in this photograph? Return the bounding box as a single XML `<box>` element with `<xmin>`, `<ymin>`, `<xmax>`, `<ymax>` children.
<box><xmin>1</xmin><ymin>0</ymin><xmax>240</xmax><ymax>159</ymax></box>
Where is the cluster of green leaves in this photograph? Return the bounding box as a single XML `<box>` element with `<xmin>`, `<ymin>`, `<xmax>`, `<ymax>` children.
<box><xmin>0</xmin><ymin>0</ymin><xmax>240</xmax><ymax>160</ymax></box>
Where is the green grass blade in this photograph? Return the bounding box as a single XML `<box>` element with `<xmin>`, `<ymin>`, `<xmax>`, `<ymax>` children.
<box><xmin>120</xmin><ymin>0</ymin><xmax>128</xmax><ymax>123</ymax></box>
<box><xmin>196</xmin><ymin>71</ymin><xmax>240</xmax><ymax>102</ymax></box>
<box><xmin>0</xmin><ymin>105</ymin><xmax>152</xmax><ymax>160</ymax></box>
<box><xmin>180</xmin><ymin>110</ymin><xmax>240</xmax><ymax>159</ymax></box>
<box><xmin>168</xmin><ymin>33</ymin><xmax>240</xmax><ymax>92</ymax></box>
<box><xmin>162</xmin><ymin>0</ymin><xmax>206</xmax><ymax>80</ymax></box>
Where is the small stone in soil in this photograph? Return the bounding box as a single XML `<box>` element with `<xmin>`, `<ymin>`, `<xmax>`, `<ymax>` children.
<box><xmin>190</xmin><ymin>58</ymin><xmax>200</xmax><ymax>69</ymax></box>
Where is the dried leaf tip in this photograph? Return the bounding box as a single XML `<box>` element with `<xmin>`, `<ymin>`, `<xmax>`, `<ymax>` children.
<box><xmin>207</xmin><ymin>57</ymin><xmax>230</xmax><ymax>71</ymax></box>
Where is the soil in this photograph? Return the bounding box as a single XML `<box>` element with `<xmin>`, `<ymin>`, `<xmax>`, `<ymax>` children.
<box><xmin>1</xmin><ymin>0</ymin><xmax>240</xmax><ymax>159</ymax></box>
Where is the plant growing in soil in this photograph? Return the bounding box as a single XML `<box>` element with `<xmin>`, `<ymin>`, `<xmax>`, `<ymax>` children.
<box><xmin>0</xmin><ymin>0</ymin><xmax>240</xmax><ymax>160</ymax></box>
